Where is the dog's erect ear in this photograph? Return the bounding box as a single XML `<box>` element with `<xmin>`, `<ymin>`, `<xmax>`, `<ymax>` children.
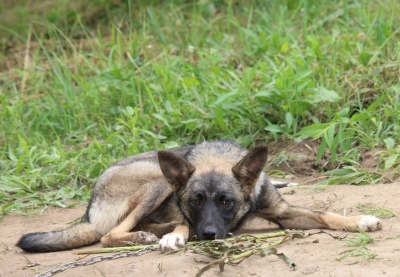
<box><xmin>158</xmin><ymin>151</ymin><xmax>196</xmax><ymax>193</ymax></box>
<box><xmin>232</xmin><ymin>145</ymin><xmax>268</xmax><ymax>195</ymax></box>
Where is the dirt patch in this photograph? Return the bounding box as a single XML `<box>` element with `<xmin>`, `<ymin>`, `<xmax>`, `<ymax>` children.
<box><xmin>268</xmin><ymin>139</ymin><xmax>323</xmax><ymax>177</ymax></box>
<box><xmin>1</xmin><ymin>183</ymin><xmax>399</xmax><ymax>277</ymax></box>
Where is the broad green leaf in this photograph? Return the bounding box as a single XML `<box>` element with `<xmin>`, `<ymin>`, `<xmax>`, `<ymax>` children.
<box><xmin>384</xmin><ymin>154</ymin><xmax>398</xmax><ymax>170</ymax></box>
<box><xmin>18</xmin><ymin>135</ymin><xmax>29</xmax><ymax>156</ymax></box>
<box><xmin>265</xmin><ymin>125</ymin><xmax>283</xmax><ymax>133</ymax></box>
<box><xmin>215</xmin><ymin>91</ymin><xmax>238</xmax><ymax>105</ymax></box>
<box><xmin>311</xmin><ymin>87</ymin><xmax>340</xmax><ymax>103</ymax></box>
<box><xmin>285</xmin><ymin>112</ymin><xmax>293</xmax><ymax>128</ymax></box>
<box><xmin>8</xmin><ymin>147</ymin><xmax>17</xmax><ymax>162</ymax></box>
<box><xmin>297</xmin><ymin>123</ymin><xmax>331</xmax><ymax>139</ymax></box>
<box><xmin>92</xmin><ymin>139</ymin><xmax>103</xmax><ymax>154</ymax></box>
<box><xmin>316</xmin><ymin>139</ymin><xmax>327</xmax><ymax>163</ymax></box>
<box><xmin>254</xmin><ymin>91</ymin><xmax>273</xmax><ymax>98</ymax></box>
<box><xmin>351</xmin><ymin>112</ymin><xmax>370</xmax><ymax>123</ymax></box>
<box><xmin>360</xmin><ymin>52</ymin><xmax>373</xmax><ymax>66</ymax></box>
<box><xmin>126</xmin><ymin>106</ymin><xmax>134</xmax><ymax>116</ymax></box>
<box><xmin>336</xmin><ymin>107</ymin><xmax>350</xmax><ymax>118</ymax></box>
<box><xmin>182</xmin><ymin>77</ymin><xmax>200</xmax><ymax>87</ymax></box>
<box><xmin>89</xmin><ymin>162</ymin><xmax>103</xmax><ymax>178</ymax></box>
<box><xmin>325</xmin><ymin>123</ymin><xmax>336</xmax><ymax>148</ymax></box>
<box><xmin>293</xmin><ymin>70</ymin><xmax>313</xmax><ymax>83</ymax></box>
<box><xmin>384</xmin><ymin>138</ymin><xmax>395</xmax><ymax>150</ymax></box>
<box><xmin>280</xmin><ymin>41</ymin><xmax>289</xmax><ymax>53</ymax></box>
<box><xmin>215</xmin><ymin>106</ymin><xmax>228</xmax><ymax>132</ymax></box>
<box><xmin>152</xmin><ymin>113</ymin><xmax>171</xmax><ymax>129</ymax></box>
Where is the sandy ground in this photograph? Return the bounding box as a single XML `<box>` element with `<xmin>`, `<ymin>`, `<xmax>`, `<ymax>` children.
<box><xmin>1</xmin><ymin>183</ymin><xmax>400</xmax><ymax>277</ymax></box>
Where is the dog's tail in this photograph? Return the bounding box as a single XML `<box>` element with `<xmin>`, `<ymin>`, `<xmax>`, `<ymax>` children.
<box><xmin>16</xmin><ymin>222</ymin><xmax>102</xmax><ymax>252</ymax></box>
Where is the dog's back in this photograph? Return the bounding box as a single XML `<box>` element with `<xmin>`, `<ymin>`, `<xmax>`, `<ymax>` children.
<box><xmin>17</xmin><ymin>145</ymin><xmax>194</xmax><ymax>252</ymax></box>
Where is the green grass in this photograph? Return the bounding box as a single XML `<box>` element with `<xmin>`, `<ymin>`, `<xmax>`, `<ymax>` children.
<box><xmin>336</xmin><ymin>229</ymin><xmax>377</xmax><ymax>263</ymax></box>
<box><xmin>1</xmin><ymin>0</ymin><xmax>400</xmax><ymax>216</ymax></box>
<box><xmin>357</xmin><ymin>202</ymin><xmax>397</xmax><ymax>218</ymax></box>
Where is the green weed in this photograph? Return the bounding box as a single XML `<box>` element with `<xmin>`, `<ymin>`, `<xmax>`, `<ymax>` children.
<box><xmin>336</xmin><ymin>229</ymin><xmax>377</xmax><ymax>263</ymax></box>
<box><xmin>357</xmin><ymin>202</ymin><xmax>397</xmax><ymax>218</ymax></box>
<box><xmin>323</xmin><ymin>166</ymin><xmax>383</xmax><ymax>185</ymax></box>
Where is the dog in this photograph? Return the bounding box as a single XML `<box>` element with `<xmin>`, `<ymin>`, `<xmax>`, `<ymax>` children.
<box><xmin>17</xmin><ymin>140</ymin><xmax>382</xmax><ymax>253</ymax></box>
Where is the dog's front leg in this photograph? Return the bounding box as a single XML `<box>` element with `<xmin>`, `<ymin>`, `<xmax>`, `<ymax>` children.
<box><xmin>159</xmin><ymin>224</ymin><xmax>190</xmax><ymax>253</ymax></box>
<box><xmin>255</xmin><ymin>200</ymin><xmax>382</xmax><ymax>232</ymax></box>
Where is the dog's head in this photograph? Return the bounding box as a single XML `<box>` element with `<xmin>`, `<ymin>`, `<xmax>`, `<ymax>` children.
<box><xmin>158</xmin><ymin>145</ymin><xmax>268</xmax><ymax>241</ymax></box>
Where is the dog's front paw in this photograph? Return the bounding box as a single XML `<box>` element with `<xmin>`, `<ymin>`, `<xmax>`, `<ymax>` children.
<box><xmin>357</xmin><ymin>215</ymin><xmax>382</xmax><ymax>232</ymax></box>
<box><xmin>159</xmin><ymin>232</ymin><xmax>187</xmax><ymax>253</ymax></box>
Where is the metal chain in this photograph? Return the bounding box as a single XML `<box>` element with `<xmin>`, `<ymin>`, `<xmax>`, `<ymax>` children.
<box><xmin>34</xmin><ymin>246</ymin><xmax>158</xmax><ymax>277</ymax></box>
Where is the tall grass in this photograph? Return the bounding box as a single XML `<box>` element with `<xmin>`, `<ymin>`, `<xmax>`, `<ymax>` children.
<box><xmin>1</xmin><ymin>0</ymin><xmax>399</xmax><ymax>216</ymax></box>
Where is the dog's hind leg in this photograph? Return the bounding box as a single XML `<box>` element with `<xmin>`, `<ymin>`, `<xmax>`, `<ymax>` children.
<box><xmin>255</xmin><ymin>199</ymin><xmax>382</xmax><ymax>232</ymax></box>
<box><xmin>100</xmin><ymin>182</ymin><xmax>173</xmax><ymax>247</ymax></box>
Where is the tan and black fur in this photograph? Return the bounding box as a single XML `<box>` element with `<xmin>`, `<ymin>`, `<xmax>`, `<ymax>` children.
<box><xmin>17</xmin><ymin>140</ymin><xmax>382</xmax><ymax>253</ymax></box>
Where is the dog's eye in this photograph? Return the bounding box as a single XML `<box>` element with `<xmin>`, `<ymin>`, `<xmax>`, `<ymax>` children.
<box><xmin>221</xmin><ymin>200</ymin><xmax>231</xmax><ymax>206</ymax></box>
<box><xmin>193</xmin><ymin>199</ymin><xmax>202</xmax><ymax>205</ymax></box>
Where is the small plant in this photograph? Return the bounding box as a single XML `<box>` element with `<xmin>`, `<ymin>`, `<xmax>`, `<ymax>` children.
<box><xmin>336</xmin><ymin>229</ymin><xmax>377</xmax><ymax>263</ymax></box>
<box><xmin>0</xmin><ymin>241</ymin><xmax>9</xmax><ymax>253</ymax></box>
<box><xmin>376</xmin><ymin>138</ymin><xmax>400</xmax><ymax>180</ymax></box>
<box><xmin>323</xmin><ymin>166</ymin><xmax>383</xmax><ymax>185</ymax></box>
<box><xmin>357</xmin><ymin>202</ymin><xmax>397</xmax><ymax>218</ymax></box>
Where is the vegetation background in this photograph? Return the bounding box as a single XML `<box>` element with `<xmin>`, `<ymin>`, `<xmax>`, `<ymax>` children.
<box><xmin>1</xmin><ymin>0</ymin><xmax>399</xmax><ymax>218</ymax></box>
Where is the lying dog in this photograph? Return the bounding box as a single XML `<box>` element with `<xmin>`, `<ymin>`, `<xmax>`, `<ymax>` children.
<box><xmin>17</xmin><ymin>140</ymin><xmax>382</xmax><ymax>252</ymax></box>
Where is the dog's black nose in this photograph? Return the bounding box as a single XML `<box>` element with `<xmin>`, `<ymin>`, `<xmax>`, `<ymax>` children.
<box><xmin>202</xmin><ymin>226</ymin><xmax>218</xmax><ymax>240</ymax></box>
